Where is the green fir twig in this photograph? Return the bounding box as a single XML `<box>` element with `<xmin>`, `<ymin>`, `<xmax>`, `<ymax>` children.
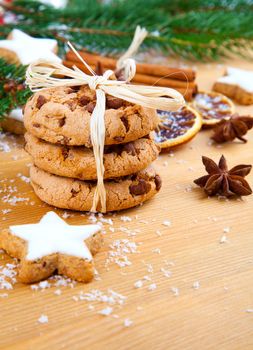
<box><xmin>0</xmin><ymin>58</ymin><xmax>32</xmax><ymax>120</ymax></box>
<box><xmin>1</xmin><ymin>0</ymin><xmax>253</xmax><ymax>60</ymax></box>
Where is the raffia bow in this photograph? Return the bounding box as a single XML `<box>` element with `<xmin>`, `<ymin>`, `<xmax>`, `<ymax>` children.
<box><xmin>26</xmin><ymin>28</ymin><xmax>185</xmax><ymax>213</ymax></box>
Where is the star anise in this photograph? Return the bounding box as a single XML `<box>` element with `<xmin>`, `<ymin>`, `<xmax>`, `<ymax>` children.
<box><xmin>194</xmin><ymin>155</ymin><xmax>252</xmax><ymax>197</ymax></box>
<box><xmin>211</xmin><ymin>114</ymin><xmax>253</xmax><ymax>143</ymax></box>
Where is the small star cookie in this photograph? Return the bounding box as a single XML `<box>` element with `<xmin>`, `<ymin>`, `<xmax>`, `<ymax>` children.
<box><xmin>213</xmin><ymin>67</ymin><xmax>253</xmax><ymax>105</ymax></box>
<box><xmin>0</xmin><ymin>29</ymin><xmax>61</xmax><ymax>65</ymax></box>
<box><xmin>0</xmin><ymin>212</ymin><xmax>102</xmax><ymax>284</ymax></box>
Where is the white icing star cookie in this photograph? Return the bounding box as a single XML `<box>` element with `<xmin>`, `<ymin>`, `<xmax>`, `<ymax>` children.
<box><xmin>0</xmin><ymin>212</ymin><xmax>102</xmax><ymax>283</ymax></box>
<box><xmin>218</xmin><ymin>67</ymin><xmax>253</xmax><ymax>93</ymax></box>
<box><xmin>0</xmin><ymin>29</ymin><xmax>61</xmax><ymax>65</ymax></box>
<box><xmin>213</xmin><ymin>67</ymin><xmax>253</xmax><ymax>105</ymax></box>
<box><xmin>8</xmin><ymin>108</ymin><xmax>23</xmax><ymax>122</ymax></box>
<box><xmin>10</xmin><ymin>211</ymin><xmax>100</xmax><ymax>260</ymax></box>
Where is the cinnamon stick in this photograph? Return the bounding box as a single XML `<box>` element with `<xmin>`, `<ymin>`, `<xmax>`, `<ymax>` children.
<box><xmin>133</xmin><ymin>73</ymin><xmax>197</xmax><ymax>92</ymax></box>
<box><xmin>66</xmin><ymin>51</ymin><xmax>196</xmax><ymax>82</ymax></box>
<box><xmin>64</xmin><ymin>60</ymin><xmax>196</xmax><ymax>89</ymax></box>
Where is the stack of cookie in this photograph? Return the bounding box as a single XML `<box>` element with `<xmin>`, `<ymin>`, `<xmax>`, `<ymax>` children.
<box><xmin>23</xmin><ymin>85</ymin><xmax>162</xmax><ymax>212</ymax></box>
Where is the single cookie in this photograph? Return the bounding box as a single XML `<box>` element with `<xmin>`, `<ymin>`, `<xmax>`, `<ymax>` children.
<box><xmin>30</xmin><ymin>165</ymin><xmax>162</xmax><ymax>212</ymax></box>
<box><xmin>0</xmin><ymin>211</ymin><xmax>102</xmax><ymax>284</ymax></box>
<box><xmin>23</xmin><ymin>86</ymin><xmax>159</xmax><ymax>147</ymax></box>
<box><xmin>213</xmin><ymin>67</ymin><xmax>253</xmax><ymax>105</ymax></box>
<box><xmin>25</xmin><ymin>133</ymin><xmax>160</xmax><ymax>180</ymax></box>
<box><xmin>0</xmin><ymin>118</ymin><xmax>25</xmax><ymax>135</ymax></box>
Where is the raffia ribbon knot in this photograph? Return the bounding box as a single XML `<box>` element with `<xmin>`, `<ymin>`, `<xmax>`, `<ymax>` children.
<box><xmin>26</xmin><ymin>29</ymin><xmax>185</xmax><ymax>213</ymax></box>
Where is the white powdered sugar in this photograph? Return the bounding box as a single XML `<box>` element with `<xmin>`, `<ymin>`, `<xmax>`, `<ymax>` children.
<box><xmin>134</xmin><ymin>280</ymin><xmax>143</xmax><ymax>289</ymax></box>
<box><xmin>38</xmin><ymin>315</ymin><xmax>48</xmax><ymax>324</ymax></box>
<box><xmin>124</xmin><ymin>318</ymin><xmax>133</xmax><ymax>327</ymax></box>
<box><xmin>106</xmin><ymin>239</ymin><xmax>139</xmax><ymax>267</ymax></box>
<box><xmin>171</xmin><ymin>287</ymin><xmax>179</xmax><ymax>296</ymax></box>
<box><xmin>148</xmin><ymin>283</ymin><xmax>157</xmax><ymax>291</ymax></box>
<box><xmin>193</xmin><ymin>281</ymin><xmax>200</xmax><ymax>290</ymax></box>
<box><xmin>17</xmin><ymin>173</ymin><xmax>30</xmax><ymax>183</ymax></box>
<box><xmin>73</xmin><ymin>289</ymin><xmax>127</xmax><ymax>306</ymax></box>
<box><xmin>0</xmin><ymin>263</ymin><xmax>17</xmax><ymax>290</ymax></box>
<box><xmin>98</xmin><ymin>306</ymin><xmax>113</xmax><ymax>316</ymax></box>
<box><xmin>163</xmin><ymin>220</ymin><xmax>171</xmax><ymax>227</ymax></box>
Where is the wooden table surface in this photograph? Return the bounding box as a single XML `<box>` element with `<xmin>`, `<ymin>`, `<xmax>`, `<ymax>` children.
<box><xmin>0</xmin><ymin>58</ymin><xmax>253</xmax><ymax>350</ymax></box>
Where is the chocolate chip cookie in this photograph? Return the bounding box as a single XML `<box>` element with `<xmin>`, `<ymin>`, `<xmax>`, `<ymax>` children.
<box><xmin>25</xmin><ymin>133</ymin><xmax>160</xmax><ymax>180</ymax></box>
<box><xmin>30</xmin><ymin>165</ymin><xmax>162</xmax><ymax>212</ymax></box>
<box><xmin>24</xmin><ymin>86</ymin><xmax>160</xmax><ymax>147</ymax></box>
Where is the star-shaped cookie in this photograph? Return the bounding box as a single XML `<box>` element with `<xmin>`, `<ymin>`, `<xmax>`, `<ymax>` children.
<box><xmin>213</xmin><ymin>67</ymin><xmax>253</xmax><ymax>105</ymax></box>
<box><xmin>0</xmin><ymin>29</ymin><xmax>61</xmax><ymax>65</ymax></box>
<box><xmin>0</xmin><ymin>212</ymin><xmax>102</xmax><ymax>283</ymax></box>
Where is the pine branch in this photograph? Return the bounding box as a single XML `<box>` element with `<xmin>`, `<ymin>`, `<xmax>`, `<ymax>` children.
<box><xmin>1</xmin><ymin>0</ymin><xmax>253</xmax><ymax>60</ymax></box>
<box><xmin>0</xmin><ymin>58</ymin><xmax>32</xmax><ymax>121</ymax></box>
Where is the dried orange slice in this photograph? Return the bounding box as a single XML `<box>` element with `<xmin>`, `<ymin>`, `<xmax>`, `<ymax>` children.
<box><xmin>192</xmin><ymin>91</ymin><xmax>235</xmax><ymax>126</ymax></box>
<box><xmin>154</xmin><ymin>105</ymin><xmax>202</xmax><ymax>149</ymax></box>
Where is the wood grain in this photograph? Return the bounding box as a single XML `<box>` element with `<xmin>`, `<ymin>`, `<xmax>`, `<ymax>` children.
<box><xmin>0</xmin><ymin>59</ymin><xmax>253</xmax><ymax>350</ymax></box>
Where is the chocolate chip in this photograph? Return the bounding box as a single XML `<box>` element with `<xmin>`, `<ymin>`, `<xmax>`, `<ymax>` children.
<box><xmin>120</xmin><ymin>116</ymin><xmax>130</xmax><ymax>132</ymax></box>
<box><xmin>123</xmin><ymin>142</ymin><xmax>136</xmax><ymax>156</ymax></box>
<box><xmin>62</xmin><ymin>147</ymin><xmax>69</xmax><ymax>160</ymax></box>
<box><xmin>42</xmin><ymin>261</ymin><xmax>47</xmax><ymax>268</ymax></box>
<box><xmin>33</xmin><ymin>123</ymin><xmax>41</xmax><ymax>128</ymax></box>
<box><xmin>36</xmin><ymin>95</ymin><xmax>47</xmax><ymax>109</ymax></box>
<box><xmin>79</xmin><ymin>95</ymin><xmax>90</xmax><ymax>106</ymax></box>
<box><xmin>86</xmin><ymin>101</ymin><xmax>96</xmax><ymax>113</ymax></box>
<box><xmin>71</xmin><ymin>188</ymin><xmax>79</xmax><ymax>197</ymax></box>
<box><xmin>104</xmin><ymin>145</ymin><xmax>113</xmax><ymax>154</ymax></box>
<box><xmin>106</xmin><ymin>96</ymin><xmax>124</xmax><ymax>109</ymax></box>
<box><xmin>58</xmin><ymin>117</ymin><xmax>66</xmax><ymax>127</ymax></box>
<box><xmin>129</xmin><ymin>179</ymin><xmax>151</xmax><ymax>196</ymax></box>
<box><xmin>154</xmin><ymin>175</ymin><xmax>162</xmax><ymax>191</ymax></box>
<box><xmin>71</xmin><ymin>86</ymin><xmax>80</xmax><ymax>92</ymax></box>
<box><xmin>65</xmin><ymin>100</ymin><xmax>77</xmax><ymax>111</ymax></box>
<box><xmin>60</xmin><ymin>136</ymin><xmax>70</xmax><ymax>145</ymax></box>
<box><xmin>114</xmin><ymin>136</ymin><xmax>124</xmax><ymax>142</ymax></box>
